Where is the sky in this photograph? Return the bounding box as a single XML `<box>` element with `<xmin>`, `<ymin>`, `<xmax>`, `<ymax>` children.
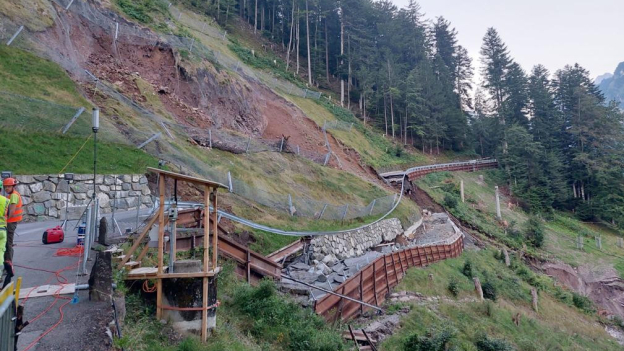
<box><xmin>392</xmin><ymin>0</ymin><xmax>624</xmax><ymax>82</ymax></box>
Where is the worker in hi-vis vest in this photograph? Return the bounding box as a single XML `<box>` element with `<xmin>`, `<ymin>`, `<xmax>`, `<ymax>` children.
<box><xmin>3</xmin><ymin>177</ymin><xmax>21</xmax><ymax>289</ymax></box>
<box><xmin>0</xmin><ymin>182</ymin><xmax>9</xmax><ymax>289</ymax></box>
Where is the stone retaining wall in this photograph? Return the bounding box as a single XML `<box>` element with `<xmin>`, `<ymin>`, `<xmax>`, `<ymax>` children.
<box><xmin>310</xmin><ymin>218</ymin><xmax>404</xmax><ymax>261</ymax></box>
<box><xmin>13</xmin><ymin>174</ymin><xmax>153</xmax><ymax>221</ymax></box>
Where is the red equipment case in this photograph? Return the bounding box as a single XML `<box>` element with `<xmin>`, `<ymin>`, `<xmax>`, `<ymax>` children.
<box><xmin>42</xmin><ymin>226</ymin><xmax>65</xmax><ymax>244</ymax></box>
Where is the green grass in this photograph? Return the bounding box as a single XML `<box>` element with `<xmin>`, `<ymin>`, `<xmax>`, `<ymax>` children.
<box><xmin>115</xmin><ymin>0</ymin><xmax>171</xmax><ymax>25</ymax></box>
<box><xmin>117</xmin><ymin>263</ymin><xmax>347</xmax><ymax>351</ymax></box>
<box><xmin>417</xmin><ymin>170</ymin><xmax>624</xmax><ymax>279</ymax></box>
<box><xmin>0</xmin><ymin>129</ymin><xmax>158</xmax><ymax>174</ymax></box>
<box><xmin>381</xmin><ymin>249</ymin><xmax>621</xmax><ymax>351</ymax></box>
<box><xmin>0</xmin><ymin>45</ymin><xmax>88</xmax><ymax>106</ymax></box>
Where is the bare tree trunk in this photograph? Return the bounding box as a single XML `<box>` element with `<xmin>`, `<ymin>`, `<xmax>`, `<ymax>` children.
<box><xmin>272</xmin><ymin>1</ymin><xmax>275</xmax><ymax>35</ymax></box>
<box><xmin>347</xmin><ymin>34</ymin><xmax>351</xmax><ymax>109</ymax></box>
<box><xmin>254</xmin><ymin>0</ymin><xmax>258</xmax><ymax>33</ymax></box>
<box><xmin>387</xmin><ymin>58</ymin><xmax>395</xmax><ymax>138</ymax></box>
<box><xmin>325</xmin><ymin>18</ymin><xmax>330</xmax><ymax>84</ymax></box>
<box><xmin>340</xmin><ymin>8</ymin><xmax>344</xmax><ymax>107</ymax></box>
<box><xmin>314</xmin><ymin>10</ymin><xmax>319</xmax><ymax>82</ymax></box>
<box><xmin>296</xmin><ymin>11</ymin><xmax>300</xmax><ymax>74</ymax></box>
<box><xmin>217</xmin><ymin>0</ymin><xmax>221</xmax><ymax>21</ymax></box>
<box><xmin>306</xmin><ymin>0</ymin><xmax>312</xmax><ymax>85</ymax></box>
<box><xmin>261</xmin><ymin>5</ymin><xmax>265</xmax><ymax>32</ymax></box>
<box><xmin>383</xmin><ymin>93</ymin><xmax>388</xmax><ymax>135</ymax></box>
<box><xmin>226</xmin><ymin>2</ymin><xmax>230</xmax><ymax>22</ymax></box>
<box><xmin>286</xmin><ymin>0</ymin><xmax>295</xmax><ymax>70</ymax></box>
<box><xmin>240</xmin><ymin>0</ymin><xmax>243</xmax><ymax>18</ymax></box>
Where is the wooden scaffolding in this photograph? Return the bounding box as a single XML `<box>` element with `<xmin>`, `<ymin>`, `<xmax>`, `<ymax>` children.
<box><xmin>121</xmin><ymin>167</ymin><xmax>226</xmax><ymax>342</ymax></box>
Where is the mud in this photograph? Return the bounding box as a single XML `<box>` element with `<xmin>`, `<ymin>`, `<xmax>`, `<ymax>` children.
<box><xmin>541</xmin><ymin>262</ymin><xmax>624</xmax><ymax>318</ymax></box>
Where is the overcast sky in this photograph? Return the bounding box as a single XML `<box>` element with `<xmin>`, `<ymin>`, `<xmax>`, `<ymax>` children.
<box><xmin>392</xmin><ymin>0</ymin><xmax>624</xmax><ymax>82</ymax></box>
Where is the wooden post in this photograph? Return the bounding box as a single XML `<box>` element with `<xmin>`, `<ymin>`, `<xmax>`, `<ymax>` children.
<box><xmin>212</xmin><ymin>189</ymin><xmax>218</xmax><ymax>269</ymax></box>
<box><xmin>372</xmin><ymin>260</ymin><xmax>379</xmax><ymax>306</ymax></box>
<box><xmin>503</xmin><ymin>248</ymin><xmax>510</xmax><ymax>267</ymax></box>
<box><xmin>359</xmin><ymin>272</ymin><xmax>364</xmax><ymax>314</ymax></box>
<box><xmin>531</xmin><ymin>288</ymin><xmax>538</xmax><ymax>312</ymax></box>
<box><xmin>495</xmin><ymin>186</ymin><xmax>501</xmax><ymax>220</ymax></box>
<box><xmin>383</xmin><ymin>255</ymin><xmax>390</xmax><ymax>295</ymax></box>
<box><xmin>473</xmin><ymin>277</ymin><xmax>484</xmax><ymax>301</ymax></box>
<box><xmin>202</xmin><ymin>185</ymin><xmax>210</xmax><ymax>342</ymax></box>
<box><xmin>156</xmin><ymin>175</ymin><xmax>166</xmax><ymax>320</ymax></box>
<box><xmin>246</xmin><ymin>248</ymin><xmax>251</xmax><ymax>284</ymax></box>
<box><xmin>460</xmin><ymin>180</ymin><xmax>465</xmax><ymax>203</ymax></box>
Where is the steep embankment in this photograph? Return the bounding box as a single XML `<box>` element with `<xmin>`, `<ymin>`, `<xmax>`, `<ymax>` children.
<box><xmin>0</xmin><ymin>0</ymin><xmax>422</xmax><ymax>255</ymax></box>
<box><xmin>415</xmin><ymin>170</ymin><xmax>624</xmax><ymax>320</ymax></box>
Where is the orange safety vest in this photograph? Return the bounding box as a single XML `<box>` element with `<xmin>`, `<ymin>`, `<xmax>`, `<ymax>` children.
<box><xmin>7</xmin><ymin>191</ymin><xmax>22</xmax><ymax>223</ymax></box>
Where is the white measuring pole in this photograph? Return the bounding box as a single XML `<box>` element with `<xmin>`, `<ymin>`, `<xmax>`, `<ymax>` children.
<box><xmin>6</xmin><ymin>26</ymin><xmax>24</xmax><ymax>46</ymax></box>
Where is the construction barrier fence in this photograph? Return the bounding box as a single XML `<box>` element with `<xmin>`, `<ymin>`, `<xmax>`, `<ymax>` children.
<box><xmin>314</xmin><ymin>236</ymin><xmax>464</xmax><ymax>322</ymax></box>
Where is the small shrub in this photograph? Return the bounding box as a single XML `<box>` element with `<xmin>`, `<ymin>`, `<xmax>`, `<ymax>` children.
<box><xmin>484</xmin><ymin>301</ymin><xmax>495</xmax><ymax>317</ymax></box>
<box><xmin>572</xmin><ymin>292</ymin><xmax>594</xmax><ymax>313</ymax></box>
<box><xmin>403</xmin><ymin>326</ymin><xmax>456</xmax><ymax>351</ymax></box>
<box><xmin>448</xmin><ymin>278</ymin><xmax>460</xmax><ymax>297</ymax></box>
<box><xmin>474</xmin><ymin>332</ymin><xmax>515</xmax><ymax>351</ymax></box>
<box><xmin>525</xmin><ymin>216</ymin><xmax>545</xmax><ymax>248</ymax></box>
<box><xmin>444</xmin><ymin>194</ymin><xmax>458</xmax><ymax>209</ymax></box>
<box><xmin>462</xmin><ymin>260</ymin><xmax>473</xmax><ymax>278</ymax></box>
<box><xmin>482</xmin><ymin>281</ymin><xmax>497</xmax><ymax>301</ymax></box>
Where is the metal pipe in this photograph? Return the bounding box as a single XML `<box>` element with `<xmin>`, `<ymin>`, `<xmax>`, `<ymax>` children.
<box><xmin>280</xmin><ymin>275</ymin><xmax>383</xmax><ymax>311</ymax></box>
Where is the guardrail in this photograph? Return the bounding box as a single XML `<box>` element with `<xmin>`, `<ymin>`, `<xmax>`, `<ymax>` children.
<box><xmin>313</xmin><ymin>237</ymin><xmax>464</xmax><ymax>322</ymax></box>
<box><xmin>380</xmin><ymin>159</ymin><xmax>498</xmax><ymax>181</ymax></box>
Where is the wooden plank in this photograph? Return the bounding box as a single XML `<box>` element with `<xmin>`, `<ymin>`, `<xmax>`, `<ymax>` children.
<box><xmin>136</xmin><ymin>243</ymin><xmax>150</xmax><ymax>262</ymax></box>
<box><xmin>372</xmin><ymin>260</ymin><xmax>379</xmax><ymax>306</ymax></box>
<box><xmin>157</xmin><ymin>270</ymin><xmax>218</xmax><ymax>279</ymax></box>
<box><xmin>202</xmin><ymin>185</ymin><xmax>210</xmax><ymax>343</ymax></box>
<box><xmin>390</xmin><ymin>253</ymin><xmax>398</xmax><ymax>284</ymax></box>
<box><xmin>202</xmin><ymin>277</ymin><xmax>208</xmax><ymax>342</ymax></box>
<box><xmin>212</xmin><ymin>188</ymin><xmax>219</xmax><ymax>270</ymax></box>
<box><xmin>148</xmin><ymin>167</ymin><xmax>227</xmax><ymax>189</ymax></box>
<box><xmin>19</xmin><ymin>284</ymin><xmax>75</xmax><ymax>299</ymax></box>
<box><xmin>118</xmin><ymin>213</ymin><xmax>159</xmax><ymax>269</ymax></box>
<box><xmin>246</xmin><ymin>248</ymin><xmax>251</xmax><ymax>284</ymax></box>
<box><xmin>383</xmin><ymin>255</ymin><xmax>390</xmax><ymax>294</ymax></box>
<box><xmin>359</xmin><ymin>271</ymin><xmax>364</xmax><ymax>314</ymax></box>
<box><xmin>362</xmin><ymin>329</ymin><xmax>378</xmax><ymax>351</ymax></box>
<box><xmin>348</xmin><ymin>325</ymin><xmax>360</xmax><ymax>350</ymax></box>
<box><xmin>156</xmin><ymin>175</ymin><xmax>165</xmax><ymax>320</ymax></box>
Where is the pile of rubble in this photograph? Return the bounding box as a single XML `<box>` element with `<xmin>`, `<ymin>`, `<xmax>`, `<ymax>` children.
<box><xmin>279</xmin><ymin>212</ymin><xmax>464</xmax><ymax>305</ymax></box>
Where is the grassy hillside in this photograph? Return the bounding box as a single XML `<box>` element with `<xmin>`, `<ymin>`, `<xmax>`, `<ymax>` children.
<box><xmin>416</xmin><ymin>170</ymin><xmax>624</xmax><ymax>278</ymax></box>
<box><xmin>0</xmin><ymin>45</ymin><xmax>158</xmax><ymax>174</ymax></box>
<box><xmin>380</xmin><ymin>249</ymin><xmax>621</xmax><ymax>350</ymax></box>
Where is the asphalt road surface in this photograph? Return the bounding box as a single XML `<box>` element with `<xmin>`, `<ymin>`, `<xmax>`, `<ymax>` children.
<box><xmin>11</xmin><ymin>208</ymin><xmax>151</xmax><ymax>351</ymax></box>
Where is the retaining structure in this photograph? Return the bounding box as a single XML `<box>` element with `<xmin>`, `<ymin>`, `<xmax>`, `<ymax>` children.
<box><xmin>314</xmin><ymin>235</ymin><xmax>464</xmax><ymax>322</ymax></box>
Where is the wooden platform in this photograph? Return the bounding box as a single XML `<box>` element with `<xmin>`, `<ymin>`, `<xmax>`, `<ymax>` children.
<box><xmin>126</xmin><ymin>267</ymin><xmax>159</xmax><ymax>279</ymax></box>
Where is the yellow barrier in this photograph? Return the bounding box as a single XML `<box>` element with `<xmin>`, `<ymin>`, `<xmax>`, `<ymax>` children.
<box><xmin>0</xmin><ymin>276</ymin><xmax>22</xmax><ymax>305</ymax></box>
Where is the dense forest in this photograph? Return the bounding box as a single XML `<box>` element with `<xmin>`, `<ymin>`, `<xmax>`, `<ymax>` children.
<box><xmin>180</xmin><ymin>0</ymin><xmax>624</xmax><ymax>226</ymax></box>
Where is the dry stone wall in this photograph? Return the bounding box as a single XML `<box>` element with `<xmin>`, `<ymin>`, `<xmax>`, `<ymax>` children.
<box><xmin>310</xmin><ymin>218</ymin><xmax>404</xmax><ymax>261</ymax></box>
<box><xmin>13</xmin><ymin>174</ymin><xmax>152</xmax><ymax>221</ymax></box>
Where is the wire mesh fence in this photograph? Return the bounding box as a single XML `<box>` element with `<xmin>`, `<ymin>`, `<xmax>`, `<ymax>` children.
<box><xmin>324</xmin><ymin>120</ymin><xmax>354</xmax><ymax>132</ymax></box>
<box><xmin>0</xmin><ymin>0</ymin><xmax>398</xmax><ymax>222</ymax></box>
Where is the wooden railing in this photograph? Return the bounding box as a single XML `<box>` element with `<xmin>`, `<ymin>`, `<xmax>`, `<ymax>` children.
<box><xmin>314</xmin><ymin>236</ymin><xmax>464</xmax><ymax>322</ymax></box>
